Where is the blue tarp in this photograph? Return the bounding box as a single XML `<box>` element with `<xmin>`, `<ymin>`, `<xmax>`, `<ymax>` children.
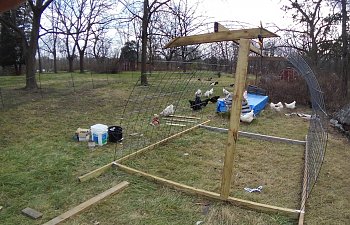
<box><xmin>216</xmin><ymin>93</ymin><xmax>269</xmax><ymax>115</ymax></box>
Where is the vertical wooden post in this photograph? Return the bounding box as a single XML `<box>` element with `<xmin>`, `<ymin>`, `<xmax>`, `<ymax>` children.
<box><xmin>220</xmin><ymin>39</ymin><xmax>250</xmax><ymax>199</ymax></box>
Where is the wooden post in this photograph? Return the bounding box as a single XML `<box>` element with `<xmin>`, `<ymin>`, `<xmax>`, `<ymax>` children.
<box><xmin>220</xmin><ymin>39</ymin><xmax>250</xmax><ymax>199</ymax></box>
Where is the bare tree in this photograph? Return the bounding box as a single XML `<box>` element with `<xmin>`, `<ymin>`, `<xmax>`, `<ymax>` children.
<box><xmin>121</xmin><ymin>0</ymin><xmax>171</xmax><ymax>85</ymax></box>
<box><xmin>281</xmin><ymin>0</ymin><xmax>338</xmax><ymax>66</ymax></box>
<box><xmin>40</xmin><ymin>2</ymin><xmax>59</xmax><ymax>73</ymax></box>
<box><xmin>0</xmin><ymin>0</ymin><xmax>54</xmax><ymax>89</ymax></box>
<box><xmin>340</xmin><ymin>0</ymin><xmax>348</xmax><ymax>96</ymax></box>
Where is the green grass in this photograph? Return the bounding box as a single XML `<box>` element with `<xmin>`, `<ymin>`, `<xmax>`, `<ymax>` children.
<box><xmin>0</xmin><ymin>71</ymin><xmax>349</xmax><ymax>225</ymax></box>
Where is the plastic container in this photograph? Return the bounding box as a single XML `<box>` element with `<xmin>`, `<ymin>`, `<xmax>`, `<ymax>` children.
<box><xmin>108</xmin><ymin>126</ymin><xmax>123</xmax><ymax>143</ymax></box>
<box><xmin>90</xmin><ymin>124</ymin><xmax>108</xmax><ymax>146</ymax></box>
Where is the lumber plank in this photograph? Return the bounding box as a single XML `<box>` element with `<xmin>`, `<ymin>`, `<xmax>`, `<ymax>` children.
<box><xmin>298</xmin><ymin>136</ymin><xmax>309</xmax><ymax>225</ymax></box>
<box><xmin>220</xmin><ymin>39</ymin><xmax>250</xmax><ymax>199</ymax></box>
<box><xmin>78</xmin><ymin>120</ymin><xmax>210</xmax><ymax>182</ymax></box>
<box><xmin>165</xmin><ymin>123</ymin><xmax>187</xmax><ymax>127</ymax></box>
<box><xmin>43</xmin><ymin>181</ymin><xmax>129</xmax><ymax>225</ymax></box>
<box><xmin>214</xmin><ymin>22</ymin><xmax>261</xmax><ymax>55</ymax></box>
<box><xmin>164</xmin><ymin>28</ymin><xmax>278</xmax><ymax>48</ymax></box>
<box><xmin>114</xmin><ymin>163</ymin><xmax>300</xmax><ymax>219</ymax></box>
<box><xmin>78</xmin><ymin>162</ymin><xmax>114</xmax><ymax>182</ymax></box>
<box><xmin>162</xmin><ymin>118</ymin><xmax>197</xmax><ymax>123</ymax></box>
<box><xmin>168</xmin><ymin>115</ymin><xmax>201</xmax><ymax>119</ymax></box>
<box><xmin>22</xmin><ymin>207</ymin><xmax>43</xmax><ymax>219</ymax></box>
<box><xmin>199</xmin><ymin>125</ymin><xmax>306</xmax><ymax>145</ymax></box>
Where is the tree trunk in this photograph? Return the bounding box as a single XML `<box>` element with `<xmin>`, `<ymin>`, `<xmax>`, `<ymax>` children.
<box><xmin>53</xmin><ymin>49</ymin><xmax>57</xmax><ymax>73</ymax></box>
<box><xmin>37</xmin><ymin>46</ymin><xmax>42</xmax><ymax>73</ymax></box>
<box><xmin>25</xmin><ymin>9</ymin><xmax>42</xmax><ymax>90</ymax></box>
<box><xmin>341</xmin><ymin>0</ymin><xmax>348</xmax><ymax>97</ymax></box>
<box><xmin>140</xmin><ymin>0</ymin><xmax>149</xmax><ymax>86</ymax></box>
<box><xmin>68</xmin><ymin>56</ymin><xmax>74</xmax><ymax>72</ymax></box>
<box><xmin>79</xmin><ymin>50</ymin><xmax>84</xmax><ymax>73</ymax></box>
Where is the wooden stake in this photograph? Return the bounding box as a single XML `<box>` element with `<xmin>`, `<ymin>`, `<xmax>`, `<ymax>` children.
<box><xmin>298</xmin><ymin>136</ymin><xmax>309</xmax><ymax>225</ymax></box>
<box><xmin>43</xmin><ymin>181</ymin><xmax>129</xmax><ymax>225</ymax></box>
<box><xmin>220</xmin><ymin>39</ymin><xmax>250</xmax><ymax>199</ymax></box>
<box><xmin>78</xmin><ymin>120</ymin><xmax>210</xmax><ymax>182</ymax></box>
<box><xmin>114</xmin><ymin>163</ymin><xmax>300</xmax><ymax>219</ymax></box>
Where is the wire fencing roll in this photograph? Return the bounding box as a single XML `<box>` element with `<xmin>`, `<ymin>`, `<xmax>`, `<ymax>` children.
<box><xmin>283</xmin><ymin>49</ymin><xmax>328</xmax><ymax>210</ymax></box>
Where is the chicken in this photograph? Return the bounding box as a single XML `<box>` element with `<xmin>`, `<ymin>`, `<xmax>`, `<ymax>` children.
<box><xmin>276</xmin><ymin>102</ymin><xmax>283</xmax><ymax>108</ymax></box>
<box><xmin>195</xmin><ymin>89</ymin><xmax>202</xmax><ymax>97</ymax></box>
<box><xmin>243</xmin><ymin>90</ymin><xmax>248</xmax><ymax>100</ymax></box>
<box><xmin>269</xmin><ymin>102</ymin><xmax>276</xmax><ymax>109</ymax></box>
<box><xmin>189</xmin><ymin>97</ymin><xmax>209</xmax><ymax>111</ymax></box>
<box><xmin>160</xmin><ymin>104</ymin><xmax>174</xmax><ymax>116</ymax></box>
<box><xmin>208</xmin><ymin>96</ymin><xmax>220</xmax><ymax>103</ymax></box>
<box><xmin>223</xmin><ymin>88</ymin><xmax>231</xmax><ymax>97</ymax></box>
<box><xmin>240</xmin><ymin>110</ymin><xmax>254</xmax><ymax>123</ymax></box>
<box><xmin>285</xmin><ymin>101</ymin><xmax>296</xmax><ymax>109</ymax></box>
<box><xmin>204</xmin><ymin>88</ymin><xmax>214</xmax><ymax>97</ymax></box>
<box><xmin>210</xmin><ymin>81</ymin><xmax>219</xmax><ymax>86</ymax></box>
<box><xmin>270</xmin><ymin>102</ymin><xmax>283</xmax><ymax>112</ymax></box>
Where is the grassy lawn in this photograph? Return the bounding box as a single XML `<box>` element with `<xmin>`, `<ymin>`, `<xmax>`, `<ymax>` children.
<box><xmin>0</xmin><ymin>71</ymin><xmax>349</xmax><ymax>225</ymax></box>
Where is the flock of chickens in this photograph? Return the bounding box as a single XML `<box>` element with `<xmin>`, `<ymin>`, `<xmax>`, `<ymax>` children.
<box><xmin>269</xmin><ymin>101</ymin><xmax>296</xmax><ymax>111</ymax></box>
<box><xmin>158</xmin><ymin>84</ymin><xmax>297</xmax><ymax>125</ymax></box>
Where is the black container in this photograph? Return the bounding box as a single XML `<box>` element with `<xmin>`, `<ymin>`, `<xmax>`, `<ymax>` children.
<box><xmin>108</xmin><ymin>126</ymin><xmax>123</xmax><ymax>143</ymax></box>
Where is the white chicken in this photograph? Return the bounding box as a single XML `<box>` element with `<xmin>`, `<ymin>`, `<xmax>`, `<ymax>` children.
<box><xmin>195</xmin><ymin>89</ymin><xmax>202</xmax><ymax>97</ymax></box>
<box><xmin>269</xmin><ymin>102</ymin><xmax>276</xmax><ymax>109</ymax></box>
<box><xmin>270</xmin><ymin>102</ymin><xmax>283</xmax><ymax>112</ymax></box>
<box><xmin>223</xmin><ymin>88</ymin><xmax>231</xmax><ymax>97</ymax></box>
<box><xmin>276</xmin><ymin>102</ymin><xmax>283</xmax><ymax>108</ymax></box>
<box><xmin>160</xmin><ymin>104</ymin><xmax>175</xmax><ymax>117</ymax></box>
<box><xmin>240</xmin><ymin>110</ymin><xmax>254</xmax><ymax>123</ymax></box>
<box><xmin>204</xmin><ymin>88</ymin><xmax>214</xmax><ymax>97</ymax></box>
<box><xmin>285</xmin><ymin>101</ymin><xmax>296</xmax><ymax>109</ymax></box>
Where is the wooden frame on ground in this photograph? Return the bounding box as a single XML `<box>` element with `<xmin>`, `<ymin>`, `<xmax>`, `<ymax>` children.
<box><xmin>78</xmin><ymin>25</ymin><xmax>308</xmax><ymax>222</ymax></box>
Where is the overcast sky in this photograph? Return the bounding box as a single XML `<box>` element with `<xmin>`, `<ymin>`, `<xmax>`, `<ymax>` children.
<box><xmin>199</xmin><ymin>0</ymin><xmax>292</xmax><ymax>29</ymax></box>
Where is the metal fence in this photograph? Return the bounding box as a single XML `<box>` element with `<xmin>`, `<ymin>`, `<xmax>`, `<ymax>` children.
<box><xmin>284</xmin><ymin>50</ymin><xmax>328</xmax><ymax>210</ymax></box>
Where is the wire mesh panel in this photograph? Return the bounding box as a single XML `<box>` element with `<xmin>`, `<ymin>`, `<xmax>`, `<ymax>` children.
<box><xmin>118</xmin><ymin>61</ymin><xmax>225</xmax><ymax>158</ymax></box>
<box><xmin>283</xmin><ymin>50</ymin><xmax>328</xmax><ymax>209</ymax></box>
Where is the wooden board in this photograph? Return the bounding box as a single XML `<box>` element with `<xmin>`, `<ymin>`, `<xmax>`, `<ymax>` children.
<box><xmin>114</xmin><ymin>163</ymin><xmax>300</xmax><ymax>219</ymax></box>
<box><xmin>220</xmin><ymin>39</ymin><xmax>250</xmax><ymax>199</ymax></box>
<box><xmin>78</xmin><ymin>120</ymin><xmax>210</xmax><ymax>182</ymax></box>
<box><xmin>168</xmin><ymin>115</ymin><xmax>201</xmax><ymax>120</ymax></box>
<box><xmin>199</xmin><ymin>125</ymin><xmax>306</xmax><ymax>145</ymax></box>
<box><xmin>298</xmin><ymin>135</ymin><xmax>309</xmax><ymax>225</ymax></box>
<box><xmin>214</xmin><ymin>22</ymin><xmax>261</xmax><ymax>55</ymax></box>
<box><xmin>43</xmin><ymin>181</ymin><xmax>129</xmax><ymax>225</ymax></box>
<box><xmin>21</xmin><ymin>207</ymin><xmax>43</xmax><ymax>219</ymax></box>
<box><xmin>164</xmin><ymin>28</ymin><xmax>278</xmax><ymax>48</ymax></box>
<box><xmin>162</xmin><ymin>118</ymin><xmax>197</xmax><ymax>123</ymax></box>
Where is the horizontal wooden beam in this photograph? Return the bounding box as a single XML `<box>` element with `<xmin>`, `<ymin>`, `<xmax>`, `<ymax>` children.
<box><xmin>164</xmin><ymin>28</ymin><xmax>278</xmax><ymax>49</ymax></box>
<box><xmin>168</xmin><ymin>115</ymin><xmax>201</xmax><ymax>120</ymax></box>
<box><xmin>78</xmin><ymin>120</ymin><xmax>210</xmax><ymax>182</ymax></box>
<box><xmin>162</xmin><ymin>118</ymin><xmax>197</xmax><ymax>123</ymax></box>
<box><xmin>214</xmin><ymin>22</ymin><xmax>262</xmax><ymax>55</ymax></box>
<box><xmin>114</xmin><ymin>163</ymin><xmax>300</xmax><ymax>219</ymax></box>
<box><xmin>199</xmin><ymin>125</ymin><xmax>306</xmax><ymax>145</ymax></box>
<box><xmin>43</xmin><ymin>181</ymin><xmax>129</xmax><ymax>225</ymax></box>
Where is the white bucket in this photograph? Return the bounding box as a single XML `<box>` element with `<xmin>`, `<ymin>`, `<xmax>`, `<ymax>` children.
<box><xmin>90</xmin><ymin>124</ymin><xmax>108</xmax><ymax>146</ymax></box>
